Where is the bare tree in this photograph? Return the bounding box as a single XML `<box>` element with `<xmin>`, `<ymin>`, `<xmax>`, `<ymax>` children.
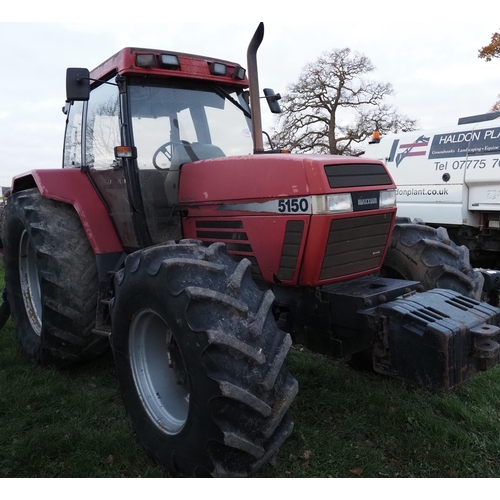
<box><xmin>490</xmin><ymin>94</ymin><xmax>500</xmax><ymax>112</ymax></box>
<box><xmin>271</xmin><ymin>48</ymin><xmax>417</xmax><ymax>156</ymax></box>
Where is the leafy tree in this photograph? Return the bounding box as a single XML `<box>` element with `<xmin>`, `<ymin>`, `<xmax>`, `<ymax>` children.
<box><xmin>478</xmin><ymin>30</ymin><xmax>500</xmax><ymax>61</ymax></box>
<box><xmin>478</xmin><ymin>30</ymin><xmax>500</xmax><ymax>111</ymax></box>
<box><xmin>271</xmin><ymin>48</ymin><xmax>417</xmax><ymax>156</ymax></box>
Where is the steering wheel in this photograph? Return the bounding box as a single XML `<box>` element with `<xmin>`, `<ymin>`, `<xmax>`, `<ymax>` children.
<box><xmin>152</xmin><ymin>140</ymin><xmax>192</xmax><ymax>170</ymax></box>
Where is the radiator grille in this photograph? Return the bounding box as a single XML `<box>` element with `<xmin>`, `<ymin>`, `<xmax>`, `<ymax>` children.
<box><xmin>277</xmin><ymin>220</ymin><xmax>304</xmax><ymax>281</ymax></box>
<box><xmin>324</xmin><ymin>163</ymin><xmax>392</xmax><ymax>189</ymax></box>
<box><xmin>195</xmin><ymin>220</ymin><xmax>252</xmax><ymax>253</ymax></box>
<box><xmin>320</xmin><ymin>213</ymin><xmax>392</xmax><ymax>280</ymax></box>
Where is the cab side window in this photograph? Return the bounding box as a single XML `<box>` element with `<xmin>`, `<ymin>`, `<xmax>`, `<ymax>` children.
<box><xmin>63</xmin><ymin>100</ymin><xmax>84</xmax><ymax>168</ymax></box>
<box><xmin>85</xmin><ymin>82</ymin><xmax>120</xmax><ymax>169</ymax></box>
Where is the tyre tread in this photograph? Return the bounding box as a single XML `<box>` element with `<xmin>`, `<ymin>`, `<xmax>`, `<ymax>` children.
<box><xmin>384</xmin><ymin>221</ymin><xmax>484</xmax><ymax>299</ymax></box>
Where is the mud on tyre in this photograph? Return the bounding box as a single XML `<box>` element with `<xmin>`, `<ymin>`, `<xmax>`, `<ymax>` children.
<box><xmin>3</xmin><ymin>188</ymin><xmax>108</xmax><ymax>365</ymax></box>
<box><xmin>110</xmin><ymin>240</ymin><xmax>298</xmax><ymax>477</ymax></box>
<box><xmin>382</xmin><ymin>219</ymin><xmax>484</xmax><ymax>299</ymax></box>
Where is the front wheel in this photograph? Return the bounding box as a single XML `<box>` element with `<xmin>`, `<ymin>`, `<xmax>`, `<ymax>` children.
<box><xmin>110</xmin><ymin>240</ymin><xmax>298</xmax><ymax>477</ymax></box>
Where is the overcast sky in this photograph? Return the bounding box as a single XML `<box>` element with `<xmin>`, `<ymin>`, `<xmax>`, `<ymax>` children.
<box><xmin>1</xmin><ymin>3</ymin><xmax>499</xmax><ymax>187</ymax></box>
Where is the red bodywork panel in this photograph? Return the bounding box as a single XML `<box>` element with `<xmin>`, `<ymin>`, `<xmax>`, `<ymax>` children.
<box><xmin>11</xmin><ymin>155</ymin><xmax>396</xmax><ymax>288</ymax></box>
<box><xmin>179</xmin><ymin>154</ymin><xmax>383</xmax><ymax>201</ymax></box>
<box><xmin>179</xmin><ymin>154</ymin><xmax>397</xmax><ymax>287</ymax></box>
<box><xmin>182</xmin><ymin>214</ymin><xmax>311</xmax><ymax>284</ymax></box>
<box><xmin>11</xmin><ymin>169</ymin><xmax>123</xmax><ymax>255</ymax></box>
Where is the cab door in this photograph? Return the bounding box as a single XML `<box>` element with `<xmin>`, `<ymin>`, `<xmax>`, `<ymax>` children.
<box><xmin>64</xmin><ymin>80</ymin><xmax>139</xmax><ymax>250</ymax></box>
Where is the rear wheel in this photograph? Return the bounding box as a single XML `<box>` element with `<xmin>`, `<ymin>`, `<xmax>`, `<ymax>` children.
<box><xmin>111</xmin><ymin>240</ymin><xmax>298</xmax><ymax>477</ymax></box>
<box><xmin>3</xmin><ymin>189</ymin><xmax>108</xmax><ymax>365</ymax></box>
<box><xmin>382</xmin><ymin>219</ymin><xmax>484</xmax><ymax>299</ymax></box>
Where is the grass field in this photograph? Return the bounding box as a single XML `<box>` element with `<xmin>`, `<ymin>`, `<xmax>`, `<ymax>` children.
<box><xmin>2</xmin><ymin>266</ymin><xmax>500</xmax><ymax>478</ymax></box>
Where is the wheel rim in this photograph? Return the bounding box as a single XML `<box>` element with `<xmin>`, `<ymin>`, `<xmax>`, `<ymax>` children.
<box><xmin>129</xmin><ymin>309</ymin><xmax>190</xmax><ymax>434</ymax></box>
<box><xmin>19</xmin><ymin>230</ymin><xmax>42</xmax><ymax>335</ymax></box>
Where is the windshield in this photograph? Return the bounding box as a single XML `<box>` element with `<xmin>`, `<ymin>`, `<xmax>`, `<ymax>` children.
<box><xmin>128</xmin><ymin>80</ymin><xmax>253</xmax><ymax>244</ymax></box>
<box><xmin>129</xmin><ymin>81</ymin><xmax>253</xmax><ymax>170</ymax></box>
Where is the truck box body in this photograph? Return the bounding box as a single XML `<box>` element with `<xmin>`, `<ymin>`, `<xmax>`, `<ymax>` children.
<box><xmin>364</xmin><ymin>116</ymin><xmax>500</xmax><ymax>229</ymax></box>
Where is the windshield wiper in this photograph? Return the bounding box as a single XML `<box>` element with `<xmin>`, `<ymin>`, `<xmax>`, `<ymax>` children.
<box><xmin>213</xmin><ymin>85</ymin><xmax>251</xmax><ymax>119</ymax></box>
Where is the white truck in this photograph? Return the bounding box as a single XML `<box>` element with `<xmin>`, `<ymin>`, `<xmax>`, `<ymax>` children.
<box><xmin>363</xmin><ymin>112</ymin><xmax>500</xmax><ymax>303</ymax></box>
<box><xmin>363</xmin><ymin>112</ymin><xmax>500</xmax><ymax>300</ymax></box>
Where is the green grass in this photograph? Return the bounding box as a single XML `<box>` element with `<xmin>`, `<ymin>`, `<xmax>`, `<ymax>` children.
<box><xmin>2</xmin><ymin>265</ymin><xmax>500</xmax><ymax>477</ymax></box>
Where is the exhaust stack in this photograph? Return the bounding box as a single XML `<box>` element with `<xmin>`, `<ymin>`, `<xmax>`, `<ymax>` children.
<box><xmin>247</xmin><ymin>22</ymin><xmax>265</xmax><ymax>154</ymax></box>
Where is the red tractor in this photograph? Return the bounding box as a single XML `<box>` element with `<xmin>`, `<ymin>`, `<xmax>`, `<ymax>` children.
<box><xmin>3</xmin><ymin>24</ymin><xmax>500</xmax><ymax>477</ymax></box>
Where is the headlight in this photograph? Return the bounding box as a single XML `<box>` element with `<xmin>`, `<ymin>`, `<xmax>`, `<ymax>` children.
<box><xmin>312</xmin><ymin>193</ymin><xmax>353</xmax><ymax>214</ymax></box>
<box><xmin>380</xmin><ymin>189</ymin><xmax>397</xmax><ymax>208</ymax></box>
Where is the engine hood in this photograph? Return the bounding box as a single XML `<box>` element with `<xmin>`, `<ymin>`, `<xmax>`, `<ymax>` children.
<box><xmin>178</xmin><ymin>153</ymin><xmax>393</xmax><ymax>205</ymax></box>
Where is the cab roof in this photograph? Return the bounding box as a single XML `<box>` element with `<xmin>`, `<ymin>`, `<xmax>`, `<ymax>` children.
<box><xmin>90</xmin><ymin>47</ymin><xmax>249</xmax><ymax>87</ymax></box>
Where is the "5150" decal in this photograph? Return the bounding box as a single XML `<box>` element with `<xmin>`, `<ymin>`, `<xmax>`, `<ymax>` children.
<box><xmin>218</xmin><ymin>196</ymin><xmax>312</xmax><ymax>214</ymax></box>
<box><xmin>278</xmin><ymin>198</ymin><xmax>310</xmax><ymax>213</ymax></box>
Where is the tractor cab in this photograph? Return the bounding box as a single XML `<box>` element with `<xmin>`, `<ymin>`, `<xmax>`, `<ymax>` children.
<box><xmin>64</xmin><ymin>48</ymin><xmax>255</xmax><ymax>249</ymax></box>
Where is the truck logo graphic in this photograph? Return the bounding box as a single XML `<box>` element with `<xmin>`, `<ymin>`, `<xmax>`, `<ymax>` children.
<box><xmin>428</xmin><ymin>127</ymin><xmax>500</xmax><ymax>159</ymax></box>
<box><xmin>395</xmin><ymin>135</ymin><xmax>430</xmax><ymax>167</ymax></box>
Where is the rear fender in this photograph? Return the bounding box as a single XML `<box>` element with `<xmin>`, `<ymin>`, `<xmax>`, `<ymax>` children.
<box><xmin>11</xmin><ymin>169</ymin><xmax>123</xmax><ymax>254</ymax></box>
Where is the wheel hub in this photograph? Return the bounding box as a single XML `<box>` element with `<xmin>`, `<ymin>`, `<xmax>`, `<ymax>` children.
<box><xmin>19</xmin><ymin>230</ymin><xmax>42</xmax><ymax>335</ymax></box>
<box><xmin>129</xmin><ymin>309</ymin><xmax>190</xmax><ymax>434</ymax></box>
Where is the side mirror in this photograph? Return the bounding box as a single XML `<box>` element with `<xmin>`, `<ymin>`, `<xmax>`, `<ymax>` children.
<box><xmin>66</xmin><ymin>68</ymin><xmax>90</xmax><ymax>101</ymax></box>
<box><xmin>264</xmin><ymin>88</ymin><xmax>282</xmax><ymax>114</ymax></box>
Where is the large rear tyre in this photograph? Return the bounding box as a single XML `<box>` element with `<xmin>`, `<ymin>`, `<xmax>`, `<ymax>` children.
<box><xmin>382</xmin><ymin>219</ymin><xmax>484</xmax><ymax>299</ymax></box>
<box><xmin>3</xmin><ymin>189</ymin><xmax>108</xmax><ymax>366</ymax></box>
<box><xmin>110</xmin><ymin>240</ymin><xmax>298</xmax><ymax>477</ymax></box>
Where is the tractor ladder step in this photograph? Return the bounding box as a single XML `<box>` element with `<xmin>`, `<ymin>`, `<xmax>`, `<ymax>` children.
<box><xmin>92</xmin><ymin>325</ymin><xmax>112</xmax><ymax>337</ymax></box>
<box><xmin>92</xmin><ymin>297</ymin><xmax>113</xmax><ymax>337</ymax></box>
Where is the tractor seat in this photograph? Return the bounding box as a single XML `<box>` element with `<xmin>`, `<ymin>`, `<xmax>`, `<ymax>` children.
<box><xmin>140</xmin><ymin>170</ymin><xmax>169</xmax><ymax>210</ymax></box>
<box><xmin>170</xmin><ymin>142</ymin><xmax>225</xmax><ymax>169</ymax></box>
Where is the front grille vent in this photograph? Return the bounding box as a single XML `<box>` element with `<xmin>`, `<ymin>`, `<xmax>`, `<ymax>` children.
<box><xmin>277</xmin><ymin>220</ymin><xmax>304</xmax><ymax>281</ymax></box>
<box><xmin>195</xmin><ymin>220</ymin><xmax>252</xmax><ymax>253</ymax></box>
<box><xmin>324</xmin><ymin>163</ymin><xmax>392</xmax><ymax>189</ymax></box>
<box><xmin>320</xmin><ymin>213</ymin><xmax>392</xmax><ymax>280</ymax></box>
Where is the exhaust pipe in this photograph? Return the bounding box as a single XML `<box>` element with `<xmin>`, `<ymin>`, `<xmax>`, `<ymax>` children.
<box><xmin>247</xmin><ymin>22</ymin><xmax>265</xmax><ymax>154</ymax></box>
